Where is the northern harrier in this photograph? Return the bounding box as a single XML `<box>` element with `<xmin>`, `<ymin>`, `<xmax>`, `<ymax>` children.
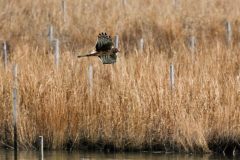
<box><xmin>77</xmin><ymin>32</ymin><xmax>120</xmax><ymax>64</ymax></box>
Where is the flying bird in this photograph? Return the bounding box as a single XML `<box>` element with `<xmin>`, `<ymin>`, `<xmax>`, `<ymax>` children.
<box><xmin>77</xmin><ymin>32</ymin><xmax>120</xmax><ymax>64</ymax></box>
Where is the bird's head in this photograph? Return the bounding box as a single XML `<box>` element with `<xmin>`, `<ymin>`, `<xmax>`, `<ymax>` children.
<box><xmin>111</xmin><ymin>48</ymin><xmax>120</xmax><ymax>54</ymax></box>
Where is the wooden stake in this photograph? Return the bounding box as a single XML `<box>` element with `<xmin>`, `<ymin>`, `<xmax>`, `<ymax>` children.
<box><xmin>48</xmin><ymin>25</ymin><xmax>54</xmax><ymax>42</ymax></box>
<box><xmin>62</xmin><ymin>0</ymin><xmax>67</xmax><ymax>23</ymax></box>
<box><xmin>2</xmin><ymin>41</ymin><xmax>8</xmax><ymax>70</ymax></box>
<box><xmin>189</xmin><ymin>36</ymin><xmax>196</xmax><ymax>53</ymax></box>
<box><xmin>173</xmin><ymin>0</ymin><xmax>180</xmax><ymax>9</ymax></box>
<box><xmin>12</xmin><ymin>64</ymin><xmax>18</xmax><ymax>153</ymax></box>
<box><xmin>122</xmin><ymin>0</ymin><xmax>127</xmax><ymax>6</ymax></box>
<box><xmin>170</xmin><ymin>64</ymin><xmax>174</xmax><ymax>90</ymax></box>
<box><xmin>53</xmin><ymin>39</ymin><xmax>60</xmax><ymax>69</ymax></box>
<box><xmin>225</xmin><ymin>21</ymin><xmax>232</xmax><ymax>46</ymax></box>
<box><xmin>88</xmin><ymin>65</ymin><xmax>93</xmax><ymax>96</ymax></box>
<box><xmin>139</xmin><ymin>38</ymin><xmax>144</xmax><ymax>52</ymax></box>
<box><xmin>39</xmin><ymin>136</ymin><xmax>44</xmax><ymax>160</ymax></box>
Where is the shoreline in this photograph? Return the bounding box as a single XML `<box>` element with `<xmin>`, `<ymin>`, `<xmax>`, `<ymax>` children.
<box><xmin>1</xmin><ymin>138</ymin><xmax>240</xmax><ymax>157</ymax></box>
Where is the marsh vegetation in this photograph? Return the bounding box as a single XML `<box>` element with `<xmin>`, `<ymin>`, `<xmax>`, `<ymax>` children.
<box><xmin>0</xmin><ymin>0</ymin><xmax>240</xmax><ymax>155</ymax></box>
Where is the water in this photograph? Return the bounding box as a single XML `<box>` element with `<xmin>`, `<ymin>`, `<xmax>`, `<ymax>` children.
<box><xmin>0</xmin><ymin>149</ymin><xmax>236</xmax><ymax>160</ymax></box>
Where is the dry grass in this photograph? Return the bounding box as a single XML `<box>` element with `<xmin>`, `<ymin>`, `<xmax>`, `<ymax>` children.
<box><xmin>0</xmin><ymin>0</ymin><xmax>240</xmax><ymax>153</ymax></box>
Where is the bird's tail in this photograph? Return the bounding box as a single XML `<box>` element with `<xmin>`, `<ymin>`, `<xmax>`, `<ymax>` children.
<box><xmin>77</xmin><ymin>54</ymin><xmax>93</xmax><ymax>58</ymax></box>
<box><xmin>77</xmin><ymin>51</ymin><xmax>98</xmax><ymax>58</ymax></box>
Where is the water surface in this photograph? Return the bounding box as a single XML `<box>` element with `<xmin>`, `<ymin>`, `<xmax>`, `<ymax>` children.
<box><xmin>0</xmin><ymin>149</ymin><xmax>235</xmax><ymax>160</ymax></box>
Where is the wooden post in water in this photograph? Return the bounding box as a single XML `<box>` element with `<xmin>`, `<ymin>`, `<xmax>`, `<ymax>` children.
<box><xmin>114</xmin><ymin>35</ymin><xmax>119</xmax><ymax>49</ymax></box>
<box><xmin>170</xmin><ymin>64</ymin><xmax>174</xmax><ymax>90</ymax></box>
<box><xmin>12</xmin><ymin>64</ymin><xmax>18</xmax><ymax>155</ymax></box>
<box><xmin>39</xmin><ymin>136</ymin><xmax>44</xmax><ymax>160</ymax></box>
<box><xmin>48</xmin><ymin>25</ymin><xmax>54</xmax><ymax>42</ymax></box>
<box><xmin>53</xmin><ymin>39</ymin><xmax>60</xmax><ymax>70</ymax></box>
<box><xmin>225</xmin><ymin>21</ymin><xmax>232</xmax><ymax>46</ymax></box>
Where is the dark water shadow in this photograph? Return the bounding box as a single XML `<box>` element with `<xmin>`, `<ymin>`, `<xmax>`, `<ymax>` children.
<box><xmin>0</xmin><ymin>149</ymin><xmax>238</xmax><ymax>160</ymax></box>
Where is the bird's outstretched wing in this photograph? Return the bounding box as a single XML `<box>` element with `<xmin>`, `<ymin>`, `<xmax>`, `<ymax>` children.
<box><xmin>98</xmin><ymin>53</ymin><xmax>117</xmax><ymax>64</ymax></box>
<box><xmin>95</xmin><ymin>32</ymin><xmax>113</xmax><ymax>52</ymax></box>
